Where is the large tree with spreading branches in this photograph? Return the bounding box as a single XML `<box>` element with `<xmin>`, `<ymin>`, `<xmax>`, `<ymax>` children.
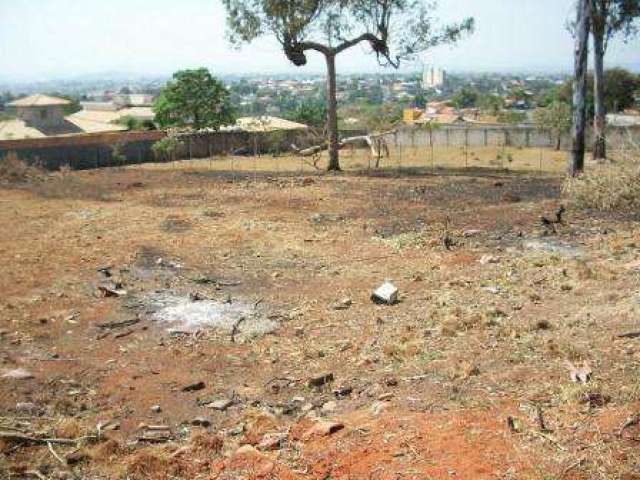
<box><xmin>589</xmin><ymin>0</ymin><xmax>639</xmax><ymax>160</ymax></box>
<box><xmin>222</xmin><ymin>0</ymin><xmax>473</xmax><ymax>171</ymax></box>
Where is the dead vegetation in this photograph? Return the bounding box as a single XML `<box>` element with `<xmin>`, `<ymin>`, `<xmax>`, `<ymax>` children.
<box><xmin>563</xmin><ymin>155</ymin><xmax>640</xmax><ymax>213</ymax></box>
<box><xmin>0</xmin><ymin>154</ymin><xmax>639</xmax><ymax>479</ymax></box>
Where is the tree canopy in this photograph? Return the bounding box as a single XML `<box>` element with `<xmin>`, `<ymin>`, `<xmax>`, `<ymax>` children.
<box><xmin>223</xmin><ymin>0</ymin><xmax>473</xmax><ymax>69</ymax></box>
<box><xmin>222</xmin><ymin>0</ymin><xmax>473</xmax><ymax>170</ymax></box>
<box><xmin>556</xmin><ymin>68</ymin><xmax>640</xmax><ymax>114</ymax></box>
<box><xmin>154</xmin><ymin>68</ymin><xmax>235</xmax><ymax>130</ymax></box>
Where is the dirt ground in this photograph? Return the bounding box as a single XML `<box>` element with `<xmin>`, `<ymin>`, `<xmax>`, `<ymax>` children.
<box><xmin>1</xmin><ymin>151</ymin><xmax>639</xmax><ymax>479</ymax></box>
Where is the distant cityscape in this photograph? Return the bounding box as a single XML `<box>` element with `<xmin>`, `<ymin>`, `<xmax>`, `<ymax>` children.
<box><xmin>1</xmin><ymin>65</ymin><xmax>639</xmax><ymax>141</ymax></box>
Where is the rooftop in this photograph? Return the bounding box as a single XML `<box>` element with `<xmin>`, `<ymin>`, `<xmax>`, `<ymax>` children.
<box><xmin>8</xmin><ymin>94</ymin><xmax>71</xmax><ymax>107</ymax></box>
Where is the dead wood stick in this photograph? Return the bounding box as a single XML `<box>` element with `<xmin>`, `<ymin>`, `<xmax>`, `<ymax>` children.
<box><xmin>47</xmin><ymin>441</ymin><xmax>67</xmax><ymax>466</ymax></box>
<box><xmin>26</xmin><ymin>470</ymin><xmax>49</xmax><ymax>480</ymax></box>
<box><xmin>617</xmin><ymin>331</ymin><xmax>640</xmax><ymax>339</ymax></box>
<box><xmin>0</xmin><ymin>431</ymin><xmax>96</xmax><ymax>446</ymax></box>
<box><xmin>528</xmin><ymin>430</ymin><xmax>567</xmax><ymax>451</ymax></box>
<box><xmin>97</xmin><ymin>318</ymin><xmax>140</xmax><ymax>330</ymax></box>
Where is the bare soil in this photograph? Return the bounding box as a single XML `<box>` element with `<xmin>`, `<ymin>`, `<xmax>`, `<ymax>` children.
<box><xmin>1</xmin><ymin>155</ymin><xmax>639</xmax><ymax>479</ymax></box>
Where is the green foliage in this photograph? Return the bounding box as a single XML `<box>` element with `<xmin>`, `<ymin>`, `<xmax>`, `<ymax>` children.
<box><xmin>152</xmin><ymin>136</ymin><xmax>181</xmax><ymax>161</ymax></box>
<box><xmin>555</xmin><ymin>68</ymin><xmax>640</xmax><ymax>114</ymax></box>
<box><xmin>477</xmin><ymin>94</ymin><xmax>504</xmax><ymax>115</ymax></box>
<box><xmin>365</xmin><ymin>103</ymin><xmax>403</xmax><ymax>133</ymax></box>
<box><xmin>451</xmin><ymin>87</ymin><xmax>478</xmax><ymax>109</ymax></box>
<box><xmin>533</xmin><ymin>101</ymin><xmax>572</xmax><ymax>132</ymax></box>
<box><xmin>222</xmin><ymin>1</ymin><xmax>474</xmax><ymax>68</ymax></box>
<box><xmin>283</xmin><ymin>99</ymin><xmax>327</xmax><ymax>129</ymax></box>
<box><xmin>154</xmin><ymin>68</ymin><xmax>235</xmax><ymax>130</ymax></box>
<box><xmin>497</xmin><ymin>110</ymin><xmax>527</xmax><ymax>125</ymax></box>
<box><xmin>116</xmin><ymin>116</ymin><xmax>157</xmax><ymax>131</ymax></box>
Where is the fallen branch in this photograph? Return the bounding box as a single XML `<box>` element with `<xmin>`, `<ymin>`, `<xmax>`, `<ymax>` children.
<box><xmin>617</xmin><ymin>331</ymin><xmax>640</xmax><ymax>339</ymax></box>
<box><xmin>47</xmin><ymin>441</ymin><xmax>67</xmax><ymax>466</ymax></box>
<box><xmin>0</xmin><ymin>431</ymin><xmax>96</xmax><ymax>446</ymax></box>
<box><xmin>26</xmin><ymin>471</ymin><xmax>48</xmax><ymax>480</ymax></box>
<box><xmin>97</xmin><ymin>318</ymin><xmax>140</xmax><ymax>330</ymax></box>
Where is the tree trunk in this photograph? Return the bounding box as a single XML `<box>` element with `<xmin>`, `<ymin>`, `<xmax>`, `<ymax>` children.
<box><xmin>325</xmin><ymin>53</ymin><xmax>340</xmax><ymax>171</ymax></box>
<box><xmin>556</xmin><ymin>133</ymin><xmax>562</xmax><ymax>151</ymax></box>
<box><xmin>592</xmin><ymin>21</ymin><xmax>607</xmax><ymax>160</ymax></box>
<box><xmin>569</xmin><ymin>0</ymin><xmax>591</xmax><ymax>177</ymax></box>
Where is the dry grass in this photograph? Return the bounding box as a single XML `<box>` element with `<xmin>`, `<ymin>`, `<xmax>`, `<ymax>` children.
<box><xmin>563</xmin><ymin>156</ymin><xmax>640</xmax><ymax>213</ymax></box>
<box><xmin>130</xmin><ymin>145</ymin><xmax>568</xmax><ymax>174</ymax></box>
<box><xmin>0</xmin><ymin>151</ymin><xmax>45</xmax><ymax>184</ymax></box>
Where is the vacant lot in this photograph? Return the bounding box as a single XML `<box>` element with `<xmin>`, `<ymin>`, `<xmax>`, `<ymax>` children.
<box><xmin>0</xmin><ymin>151</ymin><xmax>639</xmax><ymax>479</ymax></box>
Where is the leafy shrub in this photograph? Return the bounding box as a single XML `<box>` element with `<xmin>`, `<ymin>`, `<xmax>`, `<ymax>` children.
<box><xmin>152</xmin><ymin>136</ymin><xmax>180</xmax><ymax>162</ymax></box>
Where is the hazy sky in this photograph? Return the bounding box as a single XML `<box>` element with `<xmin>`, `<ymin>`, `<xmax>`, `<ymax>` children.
<box><xmin>1</xmin><ymin>0</ymin><xmax>638</xmax><ymax>81</ymax></box>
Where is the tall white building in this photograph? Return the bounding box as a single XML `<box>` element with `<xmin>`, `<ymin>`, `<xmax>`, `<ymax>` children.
<box><xmin>422</xmin><ymin>66</ymin><xmax>446</xmax><ymax>89</ymax></box>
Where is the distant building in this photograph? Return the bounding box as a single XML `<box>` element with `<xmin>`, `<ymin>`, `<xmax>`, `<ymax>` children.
<box><xmin>422</xmin><ymin>66</ymin><xmax>446</xmax><ymax>89</ymax></box>
<box><xmin>221</xmin><ymin>116</ymin><xmax>309</xmax><ymax>133</ymax></box>
<box><xmin>0</xmin><ymin>93</ymin><xmax>132</xmax><ymax>141</ymax></box>
<box><xmin>8</xmin><ymin>94</ymin><xmax>70</xmax><ymax>130</ymax></box>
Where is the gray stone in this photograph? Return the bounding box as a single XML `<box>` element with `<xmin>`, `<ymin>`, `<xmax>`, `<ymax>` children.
<box><xmin>371</xmin><ymin>281</ymin><xmax>398</xmax><ymax>305</ymax></box>
<box><xmin>1</xmin><ymin>368</ymin><xmax>34</xmax><ymax>380</ymax></box>
<box><xmin>207</xmin><ymin>398</ymin><xmax>234</xmax><ymax>411</ymax></box>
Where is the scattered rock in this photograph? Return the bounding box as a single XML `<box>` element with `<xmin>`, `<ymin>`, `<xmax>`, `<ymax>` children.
<box><xmin>567</xmin><ymin>360</ymin><xmax>592</xmax><ymax>384</ymax></box>
<box><xmin>182</xmin><ymin>381</ymin><xmax>206</xmax><ymax>392</ymax></box>
<box><xmin>65</xmin><ymin>450</ymin><xmax>89</xmax><ymax>465</ymax></box>
<box><xmin>371</xmin><ymin>401</ymin><xmax>388</xmax><ymax>417</ymax></box>
<box><xmin>308</xmin><ymin>373</ymin><xmax>334</xmax><ymax>388</ymax></box>
<box><xmin>206</xmin><ymin>398</ymin><xmax>234</xmax><ymax>411</ymax></box>
<box><xmin>377</xmin><ymin>392</ymin><xmax>394</xmax><ymax>401</ymax></box>
<box><xmin>303</xmin><ymin>420</ymin><xmax>344</xmax><ymax>440</ymax></box>
<box><xmin>501</xmin><ymin>192</ymin><xmax>521</xmax><ymax>203</ymax></box>
<box><xmin>258</xmin><ymin>433</ymin><xmax>287</xmax><ymax>451</ymax></box>
<box><xmin>16</xmin><ymin>402</ymin><xmax>38</xmax><ymax>414</ymax></box>
<box><xmin>97</xmin><ymin>281</ymin><xmax>127</xmax><ymax>298</ymax></box>
<box><xmin>150</xmin><ymin>405</ymin><xmax>162</xmax><ymax>413</ymax></box>
<box><xmin>333</xmin><ymin>386</ymin><xmax>353</xmax><ymax>398</ymax></box>
<box><xmin>463</xmin><ymin>229</ymin><xmax>482</xmax><ymax>237</ymax></box>
<box><xmin>235</xmin><ymin>444</ymin><xmax>260</xmax><ymax>457</ymax></box>
<box><xmin>371</xmin><ymin>281</ymin><xmax>398</xmax><ymax>305</ymax></box>
<box><xmin>321</xmin><ymin>401</ymin><xmax>337</xmax><ymax>414</ymax></box>
<box><xmin>384</xmin><ymin>376</ymin><xmax>398</xmax><ymax>387</ymax></box>
<box><xmin>191</xmin><ymin>417</ymin><xmax>212</xmax><ymax>428</ymax></box>
<box><xmin>330</xmin><ymin>298</ymin><xmax>352</xmax><ymax>310</ymax></box>
<box><xmin>479</xmin><ymin>254</ymin><xmax>499</xmax><ymax>265</ymax></box>
<box><xmin>1</xmin><ymin>368</ymin><xmax>34</xmax><ymax>380</ymax></box>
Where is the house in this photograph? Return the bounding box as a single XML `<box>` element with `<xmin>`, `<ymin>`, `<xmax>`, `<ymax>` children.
<box><xmin>8</xmin><ymin>94</ymin><xmax>71</xmax><ymax>131</ymax></box>
<box><xmin>221</xmin><ymin>116</ymin><xmax>309</xmax><ymax>133</ymax></box>
<box><xmin>0</xmin><ymin>93</ymin><xmax>136</xmax><ymax>140</ymax></box>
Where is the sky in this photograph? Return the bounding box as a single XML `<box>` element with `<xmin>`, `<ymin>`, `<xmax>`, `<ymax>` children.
<box><xmin>0</xmin><ymin>0</ymin><xmax>638</xmax><ymax>82</ymax></box>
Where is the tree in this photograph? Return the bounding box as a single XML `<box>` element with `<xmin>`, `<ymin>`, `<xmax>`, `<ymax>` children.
<box><xmin>451</xmin><ymin>86</ymin><xmax>478</xmax><ymax>109</ymax></box>
<box><xmin>222</xmin><ymin>0</ymin><xmax>473</xmax><ymax>171</ymax></box>
<box><xmin>153</xmin><ymin>68</ymin><xmax>235</xmax><ymax>130</ymax></box>
<box><xmin>478</xmin><ymin>93</ymin><xmax>504</xmax><ymax>116</ymax></box>
<box><xmin>284</xmin><ymin>98</ymin><xmax>327</xmax><ymax>128</ymax></box>
<box><xmin>589</xmin><ymin>0</ymin><xmax>640</xmax><ymax>159</ymax></box>
<box><xmin>570</xmin><ymin>0</ymin><xmax>590</xmax><ymax>177</ymax></box>
<box><xmin>497</xmin><ymin>110</ymin><xmax>527</xmax><ymax>125</ymax></box>
<box><xmin>533</xmin><ymin>101</ymin><xmax>572</xmax><ymax>150</ymax></box>
<box><xmin>555</xmin><ymin>68</ymin><xmax>640</xmax><ymax>115</ymax></box>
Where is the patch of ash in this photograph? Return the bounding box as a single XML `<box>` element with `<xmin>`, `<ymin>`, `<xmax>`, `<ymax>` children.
<box><xmin>141</xmin><ymin>292</ymin><xmax>278</xmax><ymax>338</ymax></box>
<box><xmin>522</xmin><ymin>238</ymin><xmax>583</xmax><ymax>258</ymax></box>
